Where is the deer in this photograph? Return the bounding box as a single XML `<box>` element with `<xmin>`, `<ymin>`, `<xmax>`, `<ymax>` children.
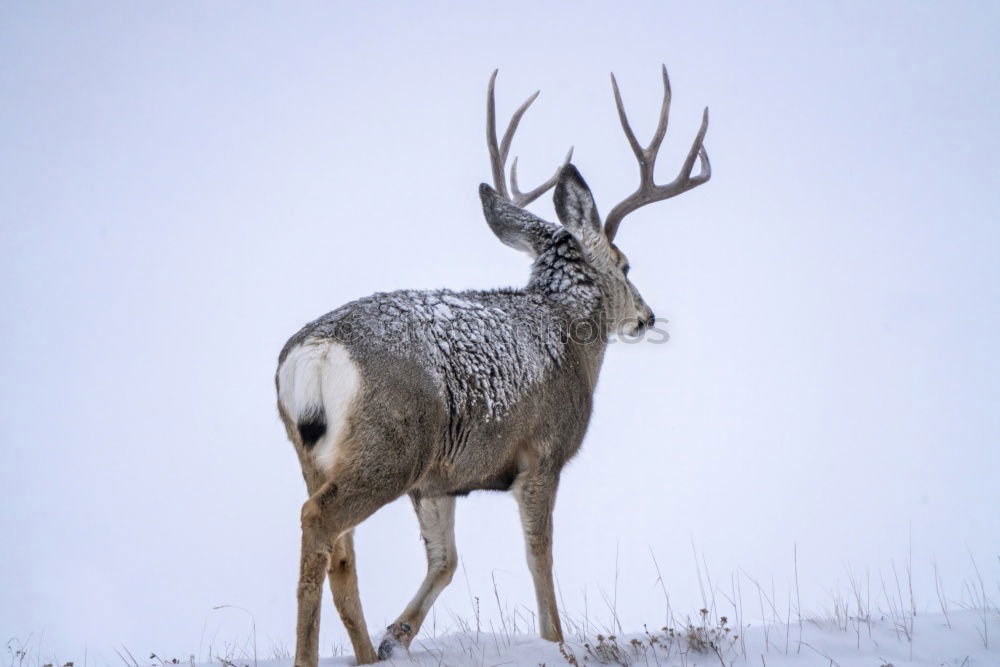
<box><xmin>275</xmin><ymin>65</ymin><xmax>710</xmax><ymax>666</ymax></box>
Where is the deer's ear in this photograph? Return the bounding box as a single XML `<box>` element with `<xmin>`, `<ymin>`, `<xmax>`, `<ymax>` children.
<box><xmin>553</xmin><ymin>164</ymin><xmax>603</xmax><ymax>237</ymax></box>
<box><xmin>479</xmin><ymin>183</ymin><xmax>556</xmax><ymax>258</ymax></box>
<box><xmin>553</xmin><ymin>165</ymin><xmax>611</xmax><ymax>258</ymax></box>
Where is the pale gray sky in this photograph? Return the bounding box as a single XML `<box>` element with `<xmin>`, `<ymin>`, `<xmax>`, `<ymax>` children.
<box><xmin>2</xmin><ymin>1</ymin><xmax>998</xmax><ymax>662</ymax></box>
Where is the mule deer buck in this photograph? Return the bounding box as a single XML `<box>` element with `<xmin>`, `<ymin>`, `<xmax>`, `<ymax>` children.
<box><xmin>276</xmin><ymin>66</ymin><xmax>710</xmax><ymax>666</ymax></box>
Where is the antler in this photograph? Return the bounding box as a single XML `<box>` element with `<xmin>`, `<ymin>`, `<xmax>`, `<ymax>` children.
<box><xmin>603</xmin><ymin>64</ymin><xmax>711</xmax><ymax>241</ymax></box>
<box><xmin>487</xmin><ymin>70</ymin><xmax>573</xmax><ymax>207</ymax></box>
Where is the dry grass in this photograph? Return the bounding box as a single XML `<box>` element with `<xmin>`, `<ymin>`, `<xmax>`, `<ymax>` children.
<box><xmin>557</xmin><ymin>611</ymin><xmax>737</xmax><ymax>667</ymax></box>
<box><xmin>6</xmin><ymin>549</ymin><xmax>998</xmax><ymax>667</ymax></box>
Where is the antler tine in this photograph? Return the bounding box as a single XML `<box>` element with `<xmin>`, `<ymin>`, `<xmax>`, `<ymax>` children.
<box><xmin>510</xmin><ymin>146</ymin><xmax>574</xmax><ymax>206</ymax></box>
<box><xmin>486</xmin><ymin>69</ymin><xmax>509</xmax><ymax>199</ymax></box>
<box><xmin>604</xmin><ymin>65</ymin><xmax>711</xmax><ymax>241</ymax></box>
<box><xmin>610</xmin><ymin>67</ymin><xmax>672</xmax><ymax>184</ymax></box>
<box><xmin>486</xmin><ymin>70</ymin><xmax>571</xmax><ymax>207</ymax></box>
<box><xmin>646</xmin><ymin>64</ymin><xmax>673</xmax><ymax>165</ymax></box>
<box><xmin>499</xmin><ymin>90</ymin><xmax>540</xmax><ymax>166</ymax></box>
<box><xmin>610</xmin><ymin>72</ymin><xmax>644</xmax><ymax>163</ymax></box>
<box><xmin>680</xmin><ymin>107</ymin><xmax>711</xmax><ymax>185</ymax></box>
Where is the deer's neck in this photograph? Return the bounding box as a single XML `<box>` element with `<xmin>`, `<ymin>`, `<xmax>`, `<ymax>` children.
<box><xmin>527</xmin><ymin>230</ymin><xmax>606</xmax><ymax>321</ymax></box>
<box><xmin>525</xmin><ymin>232</ymin><xmax>611</xmax><ymax>392</ymax></box>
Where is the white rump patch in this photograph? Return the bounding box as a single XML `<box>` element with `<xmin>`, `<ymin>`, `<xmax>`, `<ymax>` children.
<box><xmin>277</xmin><ymin>339</ymin><xmax>361</xmax><ymax>473</ymax></box>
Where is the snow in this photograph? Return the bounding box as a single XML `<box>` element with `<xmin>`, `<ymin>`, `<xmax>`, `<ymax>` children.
<box><xmin>195</xmin><ymin>610</ymin><xmax>997</xmax><ymax>667</ymax></box>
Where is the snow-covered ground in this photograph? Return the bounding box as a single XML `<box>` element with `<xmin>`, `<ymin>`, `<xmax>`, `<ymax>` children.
<box><xmin>108</xmin><ymin>610</ymin><xmax>993</xmax><ymax>667</ymax></box>
<box><xmin>7</xmin><ymin>604</ymin><xmax>997</xmax><ymax>666</ymax></box>
<box><xmin>303</xmin><ymin>610</ymin><xmax>997</xmax><ymax>666</ymax></box>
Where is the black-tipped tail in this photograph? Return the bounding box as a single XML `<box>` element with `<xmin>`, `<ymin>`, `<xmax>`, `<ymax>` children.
<box><xmin>297</xmin><ymin>408</ymin><xmax>326</xmax><ymax>449</ymax></box>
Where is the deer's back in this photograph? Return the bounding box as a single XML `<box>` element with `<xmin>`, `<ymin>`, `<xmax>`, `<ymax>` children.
<box><xmin>278</xmin><ymin>288</ymin><xmax>596</xmax><ymax>495</ymax></box>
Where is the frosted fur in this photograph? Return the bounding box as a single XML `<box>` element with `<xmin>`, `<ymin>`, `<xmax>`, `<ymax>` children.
<box><xmin>277</xmin><ymin>182</ymin><xmax>630</xmax><ymax>428</ymax></box>
<box><xmin>280</xmin><ymin>281</ymin><xmax>590</xmax><ymax>422</ymax></box>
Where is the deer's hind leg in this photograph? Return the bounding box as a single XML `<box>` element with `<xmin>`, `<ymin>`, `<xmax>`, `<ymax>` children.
<box><xmin>294</xmin><ymin>528</ymin><xmax>330</xmax><ymax>667</ymax></box>
<box><xmin>378</xmin><ymin>494</ymin><xmax>457</xmax><ymax>659</ymax></box>
<box><xmin>327</xmin><ymin>530</ymin><xmax>378</xmax><ymax>665</ymax></box>
<box><xmin>295</xmin><ymin>462</ymin><xmax>408</xmax><ymax>667</ymax></box>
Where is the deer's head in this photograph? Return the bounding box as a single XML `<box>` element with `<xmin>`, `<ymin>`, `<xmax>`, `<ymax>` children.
<box><xmin>479</xmin><ymin>67</ymin><xmax>711</xmax><ymax>338</ymax></box>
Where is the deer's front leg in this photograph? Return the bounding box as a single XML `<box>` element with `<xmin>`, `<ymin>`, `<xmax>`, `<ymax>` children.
<box><xmin>514</xmin><ymin>470</ymin><xmax>563</xmax><ymax>642</ymax></box>
<box><xmin>378</xmin><ymin>495</ymin><xmax>458</xmax><ymax>659</ymax></box>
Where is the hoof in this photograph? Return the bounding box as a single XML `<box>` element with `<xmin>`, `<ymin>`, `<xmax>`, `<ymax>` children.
<box><xmin>375</xmin><ymin>638</ymin><xmax>398</xmax><ymax>661</ymax></box>
<box><xmin>377</xmin><ymin>622</ymin><xmax>412</xmax><ymax>660</ymax></box>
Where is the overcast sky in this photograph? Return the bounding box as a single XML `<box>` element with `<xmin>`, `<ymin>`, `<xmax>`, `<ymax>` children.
<box><xmin>2</xmin><ymin>1</ymin><xmax>998</xmax><ymax>663</ymax></box>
